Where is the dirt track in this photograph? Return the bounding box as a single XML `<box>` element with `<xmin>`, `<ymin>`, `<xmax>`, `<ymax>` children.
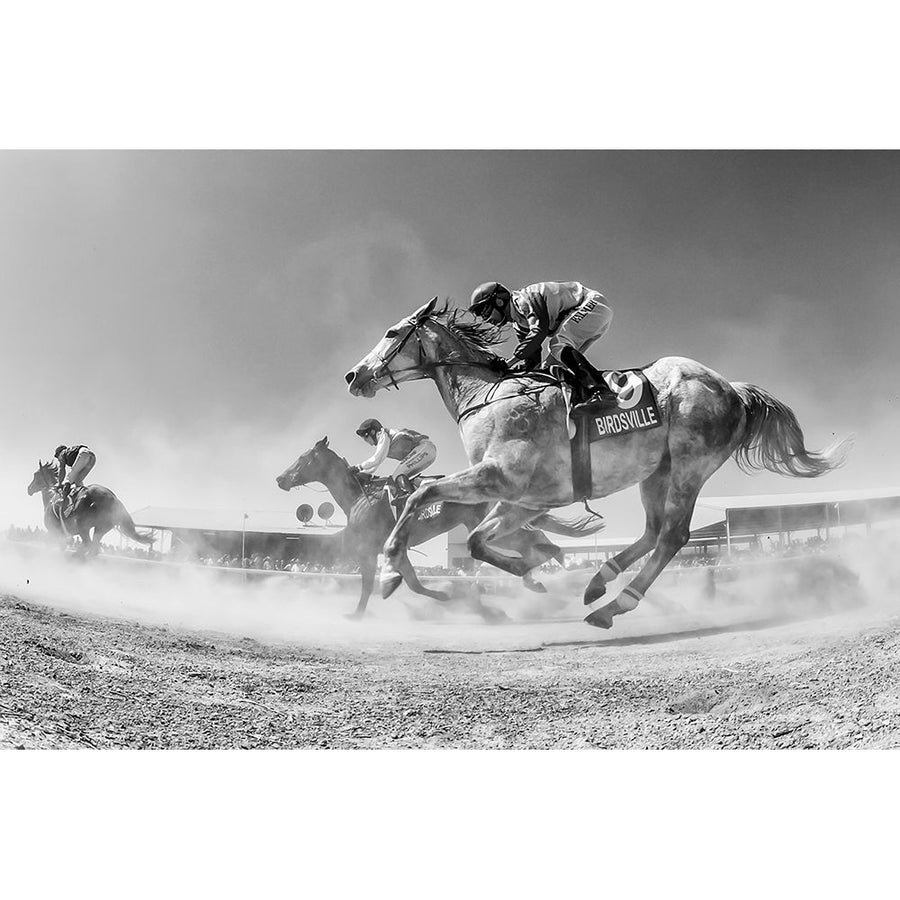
<box><xmin>3</xmin><ymin>587</ymin><xmax>900</xmax><ymax>749</ymax></box>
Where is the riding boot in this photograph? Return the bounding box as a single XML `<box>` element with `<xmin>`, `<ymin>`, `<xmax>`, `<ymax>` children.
<box><xmin>558</xmin><ymin>347</ymin><xmax>606</xmax><ymax>404</ymax></box>
<box><xmin>393</xmin><ymin>474</ymin><xmax>414</xmax><ymax>495</ymax></box>
<box><xmin>387</xmin><ymin>477</ymin><xmax>411</xmax><ymax>519</ymax></box>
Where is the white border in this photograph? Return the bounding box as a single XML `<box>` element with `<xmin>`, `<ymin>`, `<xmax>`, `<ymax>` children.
<box><xmin>3</xmin><ymin>2</ymin><xmax>899</xmax><ymax>148</ymax></box>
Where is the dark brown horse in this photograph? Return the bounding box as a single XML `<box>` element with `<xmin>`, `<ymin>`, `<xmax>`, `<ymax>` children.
<box><xmin>275</xmin><ymin>437</ymin><xmax>604</xmax><ymax>618</ymax></box>
<box><xmin>27</xmin><ymin>461</ymin><xmax>154</xmax><ymax>556</ymax></box>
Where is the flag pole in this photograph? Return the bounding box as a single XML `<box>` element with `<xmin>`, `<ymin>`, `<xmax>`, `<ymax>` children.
<box><xmin>242</xmin><ymin>513</ymin><xmax>248</xmax><ymax>581</ymax></box>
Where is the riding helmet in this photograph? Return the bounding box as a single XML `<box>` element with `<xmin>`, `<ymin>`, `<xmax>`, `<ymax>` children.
<box><xmin>356</xmin><ymin>418</ymin><xmax>383</xmax><ymax>436</ymax></box>
<box><xmin>468</xmin><ymin>282</ymin><xmax>511</xmax><ymax>316</ymax></box>
<box><xmin>54</xmin><ymin>444</ymin><xmax>67</xmax><ymax>457</ymax></box>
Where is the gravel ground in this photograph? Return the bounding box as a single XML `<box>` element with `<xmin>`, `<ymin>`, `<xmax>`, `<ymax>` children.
<box><xmin>3</xmin><ymin>589</ymin><xmax>900</xmax><ymax>749</ymax></box>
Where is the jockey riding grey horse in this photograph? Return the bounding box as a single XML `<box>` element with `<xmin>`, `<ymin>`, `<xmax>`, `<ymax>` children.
<box><xmin>468</xmin><ymin>280</ymin><xmax>613</xmax><ymax>376</ymax></box>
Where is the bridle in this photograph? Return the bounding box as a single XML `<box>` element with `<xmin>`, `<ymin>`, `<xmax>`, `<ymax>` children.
<box><xmin>367</xmin><ymin>317</ymin><xmax>431</xmax><ymax>390</ymax></box>
<box><xmin>32</xmin><ymin>465</ymin><xmax>73</xmax><ymax>533</ymax></box>
<box><xmin>366</xmin><ymin>314</ymin><xmax>559</xmax><ymax>422</ymax></box>
<box><xmin>289</xmin><ymin>449</ymin><xmax>378</xmax><ymax>512</ymax></box>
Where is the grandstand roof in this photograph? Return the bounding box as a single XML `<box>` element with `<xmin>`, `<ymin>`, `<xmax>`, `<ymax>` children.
<box><xmin>696</xmin><ymin>487</ymin><xmax>900</xmax><ymax>511</ymax></box>
<box><xmin>132</xmin><ymin>506</ymin><xmax>343</xmax><ymax>536</ymax></box>
<box><xmin>692</xmin><ymin>486</ymin><xmax>900</xmax><ymax>540</ymax></box>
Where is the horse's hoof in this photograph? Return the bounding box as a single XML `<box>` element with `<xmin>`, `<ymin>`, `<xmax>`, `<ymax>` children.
<box><xmin>433</xmin><ymin>591</ymin><xmax>451</xmax><ymax>603</ymax></box>
<box><xmin>380</xmin><ymin>570</ymin><xmax>403</xmax><ymax>598</ymax></box>
<box><xmin>585</xmin><ymin>598</ymin><xmax>627</xmax><ymax>629</ymax></box>
<box><xmin>345</xmin><ymin>610</ymin><xmax>365</xmax><ymax>621</ymax></box>
<box><xmin>480</xmin><ymin>606</ymin><xmax>510</xmax><ymax>625</ymax></box>
<box><xmin>584</xmin><ymin>608</ymin><xmax>614</xmax><ymax>629</ymax></box>
<box><xmin>524</xmin><ymin>579</ymin><xmax>547</xmax><ymax>594</ymax></box>
<box><xmin>583</xmin><ymin>576</ymin><xmax>607</xmax><ymax>605</ymax></box>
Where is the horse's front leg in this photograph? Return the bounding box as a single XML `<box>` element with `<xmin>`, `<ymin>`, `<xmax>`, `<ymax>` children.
<box><xmin>396</xmin><ymin>554</ymin><xmax>450</xmax><ymax>603</ymax></box>
<box><xmin>347</xmin><ymin>556</ymin><xmax>377</xmax><ymax>620</ymax></box>
<box><xmin>380</xmin><ymin>462</ymin><xmax>523</xmax><ymax>597</ymax></box>
<box><xmin>465</xmin><ymin>502</ymin><xmax>548</xmax><ymax>576</ymax></box>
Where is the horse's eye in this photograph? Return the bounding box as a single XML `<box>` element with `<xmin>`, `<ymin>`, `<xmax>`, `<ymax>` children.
<box><xmin>385</xmin><ymin>329</ymin><xmax>398</xmax><ymax>339</ymax></box>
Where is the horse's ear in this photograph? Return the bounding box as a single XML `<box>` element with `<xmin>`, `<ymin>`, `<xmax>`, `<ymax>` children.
<box><xmin>413</xmin><ymin>296</ymin><xmax>438</xmax><ymax>323</ymax></box>
<box><xmin>316</xmin><ymin>435</ymin><xmax>328</xmax><ymax>447</ymax></box>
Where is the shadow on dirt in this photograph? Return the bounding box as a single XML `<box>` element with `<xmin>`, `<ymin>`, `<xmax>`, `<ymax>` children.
<box><xmin>542</xmin><ymin>612</ymin><xmax>817</xmax><ymax>650</ymax></box>
<box><xmin>424</xmin><ymin>611</ymin><xmax>827</xmax><ymax>654</ymax></box>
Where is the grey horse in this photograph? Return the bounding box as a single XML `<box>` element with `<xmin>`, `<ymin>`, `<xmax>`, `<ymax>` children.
<box><xmin>345</xmin><ymin>298</ymin><xmax>851</xmax><ymax>629</ymax></box>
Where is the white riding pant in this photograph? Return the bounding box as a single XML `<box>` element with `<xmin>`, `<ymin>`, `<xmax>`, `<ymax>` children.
<box><xmin>547</xmin><ymin>299</ymin><xmax>613</xmax><ymax>364</ymax></box>
<box><xmin>63</xmin><ymin>448</ymin><xmax>96</xmax><ymax>486</ymax></box>
<box><xmin>392</xmin><ymin>441</ymin><xmax>437</xmax><ymax>478</ymax></box>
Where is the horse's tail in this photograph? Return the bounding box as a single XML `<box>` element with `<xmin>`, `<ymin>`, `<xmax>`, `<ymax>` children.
<box><xmin>115</xmin><ymin>504</ymin><xmax>155</xmax><ymax>545</ymax></box>
<box><xmin>731</xmin><ymin>382</ymin><xmax>854</xmax><ymax>478</ymax></box>
<box><xmin>532</xmin><ymin>510</ymin><xmax>606</xmax><ymax>537</ymax></box>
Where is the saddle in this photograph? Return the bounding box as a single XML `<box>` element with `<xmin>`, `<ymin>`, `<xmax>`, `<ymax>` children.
<box><xmin>50</xmin><ymin>485</ymin><xmax>86</xmax><ymax>524</ymax></box>
<box><xmin>356</xmin><ymin>472</ymin><xmax>441</xmax><ymax>519</ymax></box>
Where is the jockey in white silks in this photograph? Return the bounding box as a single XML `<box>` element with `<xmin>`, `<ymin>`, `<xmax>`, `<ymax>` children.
<box><xmin>468</xmin><ymin>280</ymin><xmax>613</xmax><ymax>374</ymax></box>
<box><xmin>353</xmin><ymin>418</ymin><xmax>437</xmax><ymax>491</ymax></box>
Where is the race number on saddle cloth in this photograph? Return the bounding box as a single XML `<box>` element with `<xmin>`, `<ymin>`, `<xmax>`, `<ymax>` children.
<box><xmin>563</xmin><ymin>363</ymin><xmax>662</xmax><ymax>500</ymax></box>
<box><xmin>573</xmin><ymin>368</ymin><xmax>662</xmax><ymax>441</ymax></box>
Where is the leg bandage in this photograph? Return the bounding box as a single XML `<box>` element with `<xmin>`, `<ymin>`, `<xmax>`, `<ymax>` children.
<box><xmin>598</xmin><ymin>559</ymin><xmax>623</xmax><ymax>582</ymax></box>
<box><xmin>617</xmin><ymin>586</ymin><xmax>644</xmax><ymax>611</ymax></box>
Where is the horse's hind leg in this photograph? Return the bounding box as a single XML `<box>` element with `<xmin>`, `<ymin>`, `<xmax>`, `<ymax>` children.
<box><xmin>584</xmin><ymin>460</ymin><xmax>670</xmax><ymax>605</ymax></box>
<box><xmin>90</xmin><ymin>526</ymin><xmax>112</xmax><ymax>557</ymax></box>
<box><xmin>586</xmin><ymin>453</ymin><xmax>725</xmax><ymax>629</ymax></box>
<box><xmin>75</xmin><ymin>529</ymin><xmax>93</xmax><ymax>558</ymax></box>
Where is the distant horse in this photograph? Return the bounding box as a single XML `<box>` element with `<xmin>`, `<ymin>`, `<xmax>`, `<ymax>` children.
<box><xmin>275</xmin><ymin>437</ymin><xmax>604</xmax><ymax>618</ymax></box>
<box><xmin>27</xmin><ymin>460</ymin><xmax>154</xmax><ymax>557</ymax></box>
<box><xmin>345</xmin><ymin>298</ymin><xmax>852</xmax><ymax>629</ymax></box>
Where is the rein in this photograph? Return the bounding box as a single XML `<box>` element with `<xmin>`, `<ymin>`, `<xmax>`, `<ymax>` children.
<box><xmin>40</xmin><ymin>477</ymin><xmax>73</xmax><ymax>536</ymax></box>
<box><xmin>346</xmin><ymin>459</ymin><xmax>376</xmax><ymax>511</ymax></box>
<box><xmin>455</xmin><ymin>372</ymin><xmax>559</xmax><ymax>423</ymax></box>
<box><xmin>369</xmin><ymin>315</ymin><xmax>561</xmax><ymax>421</ymax></box>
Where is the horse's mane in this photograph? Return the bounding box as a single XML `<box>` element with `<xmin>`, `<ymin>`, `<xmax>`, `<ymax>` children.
<box><xmin>431</xmin><ymin>302</ymin><xmax>505</xmax><ymax>357</ymax></box>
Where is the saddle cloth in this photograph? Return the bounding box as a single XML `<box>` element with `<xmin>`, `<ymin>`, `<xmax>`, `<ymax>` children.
<box><xmin>573</xmin><ymin>368</ymin><xmax>662</xmax><ymax>442</ymax></box>
<box><xmin>563</xmin><ymin>364</ymin><xmax>662</xmax><ymax>501</ymax></box>
<box><xmin>358</xmin><ymin>474</ymin><xmax>443</xmax><ymax>522</ymax></box>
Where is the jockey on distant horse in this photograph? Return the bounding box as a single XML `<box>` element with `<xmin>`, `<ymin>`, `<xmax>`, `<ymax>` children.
<box><xmin>353</xmin><ymin>418</ymin><xmax>437</xmax><ymax>494</ymax></box>
<box><xmin>468</xmin><ymin>280</ymin><xmax>613</xmax><ymax>384</ymax></box>
<box><xmin>54</xmin><ymin>443</ymin><xmax>97</xmax><ymax>516</ymax></box>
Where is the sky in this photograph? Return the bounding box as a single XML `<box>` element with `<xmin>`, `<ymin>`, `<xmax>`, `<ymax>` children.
<box><xmin>2</xmin><ymin>150</ymin><xmax>899</xmax><ymax>535</ymax></box>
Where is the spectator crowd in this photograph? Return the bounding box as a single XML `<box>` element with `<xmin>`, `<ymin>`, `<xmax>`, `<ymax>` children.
<box><xmin>6</xmin><ymin>523</ymin><xmax>855</xmax><ymax>578</ymax></box>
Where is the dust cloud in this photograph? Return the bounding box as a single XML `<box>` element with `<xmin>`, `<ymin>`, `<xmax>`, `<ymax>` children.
<box><xmin>3</xmin><ymin>526</ymin><xmax>899</xmax><ymax>654</ymax></box>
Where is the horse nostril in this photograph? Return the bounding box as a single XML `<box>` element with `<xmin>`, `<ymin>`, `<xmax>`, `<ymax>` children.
<box><xmin>344</xmin><ymin>371</ymin><xmax>356</xmax><ymax>385</ymax></box>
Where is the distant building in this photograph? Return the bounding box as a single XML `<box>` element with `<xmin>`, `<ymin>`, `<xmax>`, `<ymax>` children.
<box><xmin>131</xmin><ymin>507</ymin><xmax>344</xmax><ymax>564</ymax></box>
